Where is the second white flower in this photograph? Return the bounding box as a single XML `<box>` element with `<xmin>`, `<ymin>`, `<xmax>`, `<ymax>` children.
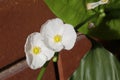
<box><xmin>40</xmin><ymin>18</ymin><xmax>77</xmax><ymax>52</ymax></box>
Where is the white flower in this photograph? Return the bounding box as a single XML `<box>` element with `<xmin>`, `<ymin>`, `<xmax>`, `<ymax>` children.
<box><xmin>24</xmin><ymin>32</ymin><xmax>54</xmax><ymax>69</ymax></box>
<box><xmin>40</xmin><ymin>18</ymin><xmax>77</xmax><ymax>52</ymax></box>
<box><xmin>87</xmin><ymin>0</ymin><xmax>109</xmax><ymax>10</ymax></box>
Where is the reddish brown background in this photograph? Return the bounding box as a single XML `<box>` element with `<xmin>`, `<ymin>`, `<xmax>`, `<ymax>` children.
<box><xmin>0</xmin><ymin>0</ymin><xmax>55</xmax><ymax>69</ymax></box>
<box><xmin>0</xmin><ymin>0</ymin><xmax>92</xmax><ymax>80</ymax></box>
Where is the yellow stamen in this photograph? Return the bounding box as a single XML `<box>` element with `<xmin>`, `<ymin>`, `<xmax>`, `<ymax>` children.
<box><xmin>32</xmin><ymin>47</ymin><xmax>41</xmax><ymax>55</ymax></box>
<box><xmin>101</xmin><ymin>0</ymin><xmax>108</xmax><ymax>2</ymax></box>
<box><xmin>54</xmin><ymin>35</ymin><xmax>62</xmax><ymax>43</ymax></box>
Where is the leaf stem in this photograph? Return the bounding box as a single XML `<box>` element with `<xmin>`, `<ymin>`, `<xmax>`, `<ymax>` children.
<box><xmin>37</xmin><ymin>61</ymin><xmax>49</xmax><ymax>80</ymax></box>
<box><xmin>74</xmin><ymin>14</ymin><xmax>98</xmax><ymax>32</ymax></box>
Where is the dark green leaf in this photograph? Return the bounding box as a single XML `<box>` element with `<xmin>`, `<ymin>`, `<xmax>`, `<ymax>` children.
<box><xmin>44</xmin><ymin>0</ymin><xmax>120</xmax><ymax>40</ymax></box>
<box><xmin>105</xmin><ymin>0</ymin><xmax>120</xmax><ymax>10</ymax></box>
<box><xmin>78</xmin><ymin>2</ymin><xmax>120</xmax><ymax>40</ymax></box>
<box><xmin>87</xmin><ymin>18</ymin><xmax>120</xmax><ymax>40</ymax></box>
<box><xmin>44</xmin><ymin>0</ymin><xmax>96</xmax><ymax>26</ymax></box>
<box><xmin>69</xmin><ymin>42</ymin><xmax>120</xmax><ymax>80</ymax></box>
<box><xmin>78</xmin><ymin>6</ymin><xmax>120</xmax><ymax>40</ymax></box>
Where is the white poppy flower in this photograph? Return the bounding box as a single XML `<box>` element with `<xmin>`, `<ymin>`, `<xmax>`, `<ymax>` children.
<box><xmin>40</xmin><ymin>18</ymin><xmax>77</xmax><ymax>52</ymax></box>
<box><xmin>24</xmin><ymin>32</ymin><xmax>55</xmax><ymax>69</ymax></box>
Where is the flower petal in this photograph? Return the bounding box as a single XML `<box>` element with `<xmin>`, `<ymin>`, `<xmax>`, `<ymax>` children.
<box><xmin>47</xmin><ymin>38</ymin><xmax>64</xmax><ymax>52</ymax></box>
<box><xmin>40</xmin><ymin>18</ymin><xmax>65</xmax><ymax>52</ymax></box>
<box><xmin>24</xmin><ymin>32</ymin><xmax>55</xmax><ymax>69</ymax></box>
<box><xmin>30</xmin><ymin>32</ymin><xmax>44</xmax><ymax>46</ymax></box>
<box><xmin>40</xmin><ymin>18</ymin><xmax>64</xmax><ymax>37</ymax></box>
<box><xmin>24</xmin><ymin>32</ymin><xmax>43</xmax><ymax>55</ymax></box>
<box><xmin>62</xmin><ymin>24</ymin><xmax>77</xmax><ymax>50</ymax></box>
<box><xmin>26</xmin><ymin>53</ymin><xmax>47</xmax><ymax>69</ymax></box>
<box><xmin>42</xmin><ymin>46</ymin><xmax>55</xmax><ymax>60</ymax></box>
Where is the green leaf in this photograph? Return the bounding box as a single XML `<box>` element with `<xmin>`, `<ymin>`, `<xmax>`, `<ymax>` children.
<box><xmin>105</xmin><ymin>0</ymin><xmax>120</xmax><ymax>10</ymax></box>
<box><xmin>69</xmin><ymin>42</ymin><xmax>120</xmax><ymax>80</ymax></box>
<box><xmin>81</xmin><ymin>0</ymin><xmax>120</xmax><ymax>40</ymax></box>
<box><xmin>79</xmin><ymin>7</ymin><xmax>120</xmax><ymax>40</ymax></box>
<box><xmin>87</xmin><ymin>18</ymin><xmax>120</xmax><ymax>40</ymax></box>
<box><xmin>44</xmin><ymin>0</ymin><xmax>120</xmax><ymax>40</ymax></box>
<box><xmin>44</xmin><ymin>0</ymin><xmax>96</xmax><ymax>26</ymax></box>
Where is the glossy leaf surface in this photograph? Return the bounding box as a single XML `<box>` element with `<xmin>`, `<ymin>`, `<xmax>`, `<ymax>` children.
<box><xmin>69</xmin><ymin>42</ymin><xmax>120</xmax><ymax>80</ymax></box>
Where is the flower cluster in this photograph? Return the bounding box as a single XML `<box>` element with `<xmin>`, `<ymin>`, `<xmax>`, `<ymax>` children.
<box><xmin>24</xmin><ymin>18</ymin><xmax>77</xmax><ymax>69</ymax></box>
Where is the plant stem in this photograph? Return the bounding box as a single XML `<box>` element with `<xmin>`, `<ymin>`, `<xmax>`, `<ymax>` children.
<box><xmin>74</xmin><ymin>14</ymin><xmax>98</xmax><ymax>32</ymax></box>
<box><xmin>37</xmin><ymin>52</ymin><xmax>59</xmax><ymax>80</ymax></box>
<box><xmin>52</xmin><ymin>52</ymin><xmax>59</xmax><ymax>62</ymax></box>
<box><xmin>37</xmin><ymin>61</ymin><xmax>49</xmax><ymax>80</ymax></box>
<box><xmin>53</xmin><ymin>52</ymin><xmax>59</xmax><ymax>80</ymax></box>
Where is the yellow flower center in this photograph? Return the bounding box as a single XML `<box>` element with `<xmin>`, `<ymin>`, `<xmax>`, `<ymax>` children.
<box><xmin>54</xmin><ymin>35</ymin><xmax>62</xmax><ymax>43</ymax></box>
<box><xmin>101</xmin><ymin>0</ymin><xmax>107</xmax><ymax>2</ymax></box>
<box><xmin>32</xmin><ymin>47</ymin><xmax>41</xmax><ymax>55</ymax></box>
